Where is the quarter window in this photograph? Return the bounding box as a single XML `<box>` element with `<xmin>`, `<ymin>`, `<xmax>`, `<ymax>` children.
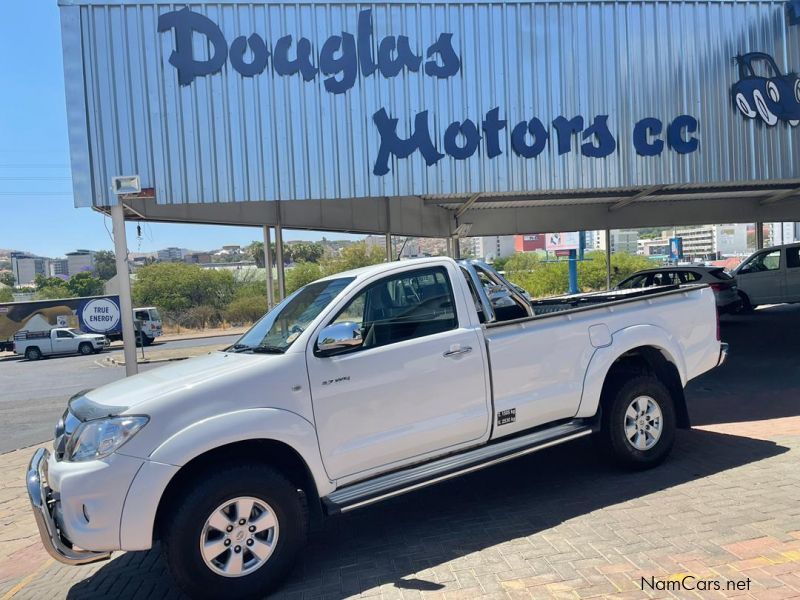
<box><xmin>331</xmin><ymin>267</ymin><xmax>457</xmax><ymax>351</ymax></box>
<box><xmin>787</xmin><ymin>247</ymin><xmax>800</xmax><ymax>269</ymax></box>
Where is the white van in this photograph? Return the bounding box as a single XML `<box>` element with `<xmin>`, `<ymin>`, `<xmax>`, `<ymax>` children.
<box><xmin>732</xmin><ymin>243</ymin><xmax>800</xmax><ymax>311</ymax></box>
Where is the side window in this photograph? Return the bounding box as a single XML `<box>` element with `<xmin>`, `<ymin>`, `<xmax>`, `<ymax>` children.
<box><xmin>56</xmin><ymin>330</ymin><xmax>72</xmax><ymax>339</ymax></box>
<box><xmin>651</xmin><ymin>272</ymin><xmax>677</xmax><ymax>286</ymax></box>
<box><xmin>619</xmin><ymin>274</ymin><xmax>648</xmax><ymax>289</ymax></box>
<box><xmin>679</xmin><ymin>271</ymin><xmax>701</xmax><ymax>283</ymax></box>
<box><xmin>743</xmin><ymin>250</ymin><xmax>782</xmax><ymax>273</ymax></box>
<box><xmin>332</xmin><ymin>267</ymin><xmax>457</xmax><ymax>351</ymax></box>
<box><xmin>134</xmin><ymin>310</ymin><xmax>149</xmax><ymax>321</ymax></box>
<box><xmin>787</xmin><ymin>247</ymin><xmax>800</xmax><ymax>269</ymax></box>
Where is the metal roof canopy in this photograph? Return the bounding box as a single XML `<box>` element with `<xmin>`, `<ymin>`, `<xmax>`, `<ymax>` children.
<box><xmin>66</xmin><ymin>0</ymin><xmax>800</xmax><ymax>235</ymax></box>
<box><xmin>98</xmin><ymin>180</ymin><xmax>800</xmax><ymax>237</ymax></box>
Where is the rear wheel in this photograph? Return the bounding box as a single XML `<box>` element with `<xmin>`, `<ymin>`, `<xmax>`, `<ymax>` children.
<box><xmin>163</xmin><ymin>464</ymin><xmax>307</xmax><ymax>599</ymax></box>
<box><xmin>25</xmin><ymin>347</ymin><xmax>42</xmax><ymax>361</ymax></box>
<box><xmin>78</xmin><ymin>343</ymin><xmax>93</xmax><ymax>356</ymax></box>
<box><xmin>596</xmin><ymin>375</ymin><xmax>676</xmax><ymax>469</ymax></box>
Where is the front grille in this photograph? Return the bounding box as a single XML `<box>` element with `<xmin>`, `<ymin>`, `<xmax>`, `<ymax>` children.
<box><xmin>54</xmin><ymin>410</ymin><xmax>81</xmax><ymax>461</ymax></box>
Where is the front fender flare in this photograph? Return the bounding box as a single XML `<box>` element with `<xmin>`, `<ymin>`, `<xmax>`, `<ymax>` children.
<box><xmin>576</xmin><ymin>324</ymin><xmax>687</xmax><ymax>420</ymax></box>
<box><xmin>119</xmin><ymin>408</ymin><xmax>331</xmax><ymax>551</ymax></box>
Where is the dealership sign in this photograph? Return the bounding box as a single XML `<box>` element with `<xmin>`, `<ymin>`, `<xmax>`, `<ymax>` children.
<box><xmin>158</xmin><ymin>8</ymin><xmax>699</xmax><ymax>177</ymax></box>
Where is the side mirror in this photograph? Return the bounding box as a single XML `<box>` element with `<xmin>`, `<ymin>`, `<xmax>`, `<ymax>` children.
<box><xmin>316</xmin><ymin>322</ymin><xmax>363</xmax><ymax>355</ymax></box>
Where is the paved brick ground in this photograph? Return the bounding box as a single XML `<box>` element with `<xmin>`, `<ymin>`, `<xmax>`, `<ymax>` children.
<box><xmin>1</xmin><ymin>306</ymin><xmax>798</xmax><ymax>599</ymax></box>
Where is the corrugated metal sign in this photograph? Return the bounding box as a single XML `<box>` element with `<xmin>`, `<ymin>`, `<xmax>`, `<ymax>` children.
<box><xmin>59</xmin><ymin>0</ymin><xmax>800</xmax><ymax>207</ymax></box>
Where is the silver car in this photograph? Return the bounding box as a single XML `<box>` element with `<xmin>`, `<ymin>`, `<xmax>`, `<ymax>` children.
<box><xmin>616</xmin><ymin>267</ymin><xmax>741</xmax><ymax>313</ymax></box>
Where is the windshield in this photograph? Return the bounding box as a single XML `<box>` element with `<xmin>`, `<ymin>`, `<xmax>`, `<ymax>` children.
<box><xmin>148</xmin><ymin>309</ymin><xmax>161</xmax><ymax>321</ymax></box>
<box><xmin>67</xmin><ymin>328</ymin><xmax>83</xmax><ymax>336</ymax></box>
<box><xmin>229</xmin><ymin>277</ymin><xmax>354</xmax><ymax>354</ymax></box>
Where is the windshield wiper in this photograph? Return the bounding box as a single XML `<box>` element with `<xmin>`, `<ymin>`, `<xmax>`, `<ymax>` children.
<box><xmin>250</xmin><ymin>345</ymin><xmax>286</xmax><ymax>354</ymax></box>
<box><xmin>225</xmin><ymin>343</ymin><xmax>252</xmax><ymax>353</ymax></box>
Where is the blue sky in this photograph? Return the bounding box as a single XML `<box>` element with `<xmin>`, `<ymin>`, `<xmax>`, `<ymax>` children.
<box><xmin>0</xmin><ymin>2</ymin><xmax>359</xmax><ymax>258</ymax></box>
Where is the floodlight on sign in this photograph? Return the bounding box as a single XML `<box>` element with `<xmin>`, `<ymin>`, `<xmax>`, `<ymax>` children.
<box><xmin>111</xmin><ymin>176</ymin><xmax>141</xmax><ymax>196</ymax></box>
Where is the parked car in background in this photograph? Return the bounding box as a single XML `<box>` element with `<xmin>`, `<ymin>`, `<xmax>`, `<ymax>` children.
<box><xmin>732</xmin><ymin>243</ymin><xmax>800</xmax><ymax>312</ymax></box>
<box><xmin>615</xmin><ymin>267</ymin><xmax>741</xmax><ymax>313</ymax></box>
<box><xmin>13</xmin><ymin>328</ymin><xmax>109</xmax><ymax>360</ymax></box>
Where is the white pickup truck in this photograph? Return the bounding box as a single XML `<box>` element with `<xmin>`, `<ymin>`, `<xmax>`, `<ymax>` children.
<box><xmin>27</xmin><ymin>258</ymin><xmax>727</xmax><ymax>598</ymax></box>
<box><xmin>14</xmin><ymin>328</ymin><xmax>109</xmax><ymax>360</ymax></box>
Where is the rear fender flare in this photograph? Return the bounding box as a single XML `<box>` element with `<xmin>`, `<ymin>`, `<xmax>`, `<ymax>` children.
<box><xmin>576</xmin><ymin>324</ymin><xmax>686</xmax><ymax>420</ymax></box>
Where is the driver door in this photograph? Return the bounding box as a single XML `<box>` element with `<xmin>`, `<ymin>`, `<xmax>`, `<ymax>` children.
<box><xmin>307</xmin><ymin>266</ymin><xmax>490</xmax><ymax>481</ymax></box>
<box><xmin>737</xmin><ymin>249</ymin><xmax>784</xmax><ymax>304</ymax></box>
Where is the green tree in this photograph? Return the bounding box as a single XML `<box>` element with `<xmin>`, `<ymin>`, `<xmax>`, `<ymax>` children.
<box><xmin>287</xmin><ymin>241</ymin><xmax>324</xmax><ymax>263</ymax></box>
<box><xmin>0</xmin><ymin>286</ymin><xmax>13</xmax><ymax>302</ymax></box>
<box><xmin>32</xmin><ymin>274</ymin><xmax>73</xmax><ymax>299</ymax></box>
<box><xmin>132</xmin><ymin>263</ymin><xmax>235</xmax><ymax>313</ymax></box>
<box><xmin>321</xmin><ymin>242</ymin><xmax>385</xmax><ymax>276</ymax></box>
<box><xmin>503</xmin><ymin>251</ymin><xmax>655</xmax><ymax>298</ymax></box>
<box><xmin>246</xmin><ymin>241</ymin><xmax>263</xmax><ymax>267</ymax></box>
<box><xmin>286</xmin><ymin>261</ymin><xmax>323</xmax><ymax>294</ymax></box>
<box><xmin>67</xmin><ymin>272</ymin><xmax>105</xmax><ymax>297</ymax></box>
<box><xmin>225</xmin><ymin>295</ymin><xmax>268</xmax><ymax>324</ymax></box>
<box><xmin>0</xmin><ymin>272</ymin><xmax>14</xmax><ymax>287</ymax></box>
<box><xmin>93</xmin><ymin>250</ymin><xmax>117</xmax><ymax>281</ymax></box>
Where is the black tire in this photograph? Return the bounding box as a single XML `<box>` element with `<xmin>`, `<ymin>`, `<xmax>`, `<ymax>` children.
<box><xmin>142</xmin><ymin>335</ymin><xmax>154</xmax><ymax>347</ymax></box>
<box><xmin>25</xmin><ymin>347</ymin><xmax>42</xmax><ymax>361</ymax></box>
<box><xmin>737</xmin><ymin>291</ymin><xmax>755</xmax><ymax>314</ymax></box>
<box><xmin>78</xmin><ymin>343</ymin><xmax>93</xmax><ymax>356</ymax></box>
<box><xmin>163</xmin><ymin>464</ymin><xmax>307</xmax><ymax>600</ymax></box>
<box><xmin>596</xmin><ymin>375</ymin><xmax>676</xmax><ymax>470</ymax></box>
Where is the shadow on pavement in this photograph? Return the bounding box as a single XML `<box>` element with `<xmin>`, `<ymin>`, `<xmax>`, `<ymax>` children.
<box><xmin>66</xmin><ymin>428</ymin><xmax>788</xmax><ymax>599</ymax></box>
<box><xmin>688</xmin><ymin>304</ymin><xmax>800</xmax><ymax>426</ymax></box>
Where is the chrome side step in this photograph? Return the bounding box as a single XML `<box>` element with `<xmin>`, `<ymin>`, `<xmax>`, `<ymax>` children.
<box><xmin>323</xmin><ymin>419</ymin><xmax>594</xmax><ymax>514</ymax></box>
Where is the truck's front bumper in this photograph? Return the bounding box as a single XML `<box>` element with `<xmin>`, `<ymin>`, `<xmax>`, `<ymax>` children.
<box><xmin>27</xmin><ymin>448</ymin><xmax>112</xmax><ymax>566</ymax></box>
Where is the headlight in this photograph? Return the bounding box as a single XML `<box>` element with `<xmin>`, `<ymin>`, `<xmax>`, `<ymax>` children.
<box><xmin>64</xmin><ymin>416</ymin><xmax>148</xmax><ymax>462</ymax></box>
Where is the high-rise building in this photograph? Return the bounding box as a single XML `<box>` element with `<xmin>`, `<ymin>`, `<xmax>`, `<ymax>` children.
<box><xmin>585</xmin><ymin>230</ymin><xmax>639</xmax><ymax>254</ymax></box>
<box><xmin>66</xmin><ymin>250</ymin><xmax>96</xmax><ymax>275</ymax></box>
<box><xmin>157</xmin><ymin>247</ymin><xmax>184</xmax><ymax>262</ymax></box>
<box><xmin>471</xmin><ymin>236</ymin><xmax>516</xmax><ymax>262</ymax></box>
<box><xmin>10</xmin><ymin>252</ymin><xmax>49</xmax><ymax>286</ymax></box>
<box><xmin>671</xmin><ymin>224</ymin><xmax>749</xmax><ymax>259</ymax></box>
<box><xmin>49</xmin><ymin>259</ymin><xmax>69</xmax><ymax>277</ymax></box>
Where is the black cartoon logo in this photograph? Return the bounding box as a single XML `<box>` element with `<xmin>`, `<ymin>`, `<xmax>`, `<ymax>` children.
<box><xmin>731</xmin><ymin>52</ymin><xmax>800</xmax><ymax>127</ymax></box>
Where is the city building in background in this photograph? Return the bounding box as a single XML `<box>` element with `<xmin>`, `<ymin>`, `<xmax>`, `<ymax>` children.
<box><xmin>66</xmin><ymin>250</ymin><xmax>95</xmax><ymax>274</ymax></box>
<box><xmin>184</xmin><ymin>252</ymin><xmax>213</xmax><ymax>264</ymax></box>
<box><xmin>156</xmin><ymin>247</ymin><xmax>184</xmax><ymax>262</ymax></box>
<box><xmin>472</xmin><ymin>236</ymin><xmax>516</xmax><ymax>262</ymax></box>
<box><xmin>514</xmin><ymin>235</ymin><xmax>546</xmax><ymax>253</ymax></box>
<box><xmin>10</xmin><ymin>253</ymin><xmax>49</xmax><ymax>286</ymax></box>
<box><xmin>583</xmin><ymin>230</ymin><xmax>639</xmax><ymax>254</ymax></box>
<box><xmin>48</xmin><ymin>258</ymin><xmax>69</xmax><ymax>277</ymax></box>
<box><xmin>670</xmin><ymin>224</ymin><xmax>749</xmax><ymax>260</ymax></box>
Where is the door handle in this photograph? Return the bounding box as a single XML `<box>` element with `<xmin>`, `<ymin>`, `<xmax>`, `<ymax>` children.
<box><xmin>443</xmin><ymin>346</ymin><xmax>472</xmax><ymax>358</ymax></box>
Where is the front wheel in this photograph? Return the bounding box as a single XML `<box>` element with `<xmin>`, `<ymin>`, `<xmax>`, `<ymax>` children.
<box><xmin>737</xmin><ymin>291</ymin><xmax>756</xmax><ymax>314</ymax></box>
<box><xmin>596</xmin><ymin>375</ymin><xmax>676</xmax><ymax>469</ymax></box>
<box><xmin>162</xmin><ymin>464</ymin><xmax>307</xmax><ymax>599</ymax></box>
<box><xmin>78</xmin><ymin>343</ymin><xmax>93</xmax><ymax>356</ymax></box>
